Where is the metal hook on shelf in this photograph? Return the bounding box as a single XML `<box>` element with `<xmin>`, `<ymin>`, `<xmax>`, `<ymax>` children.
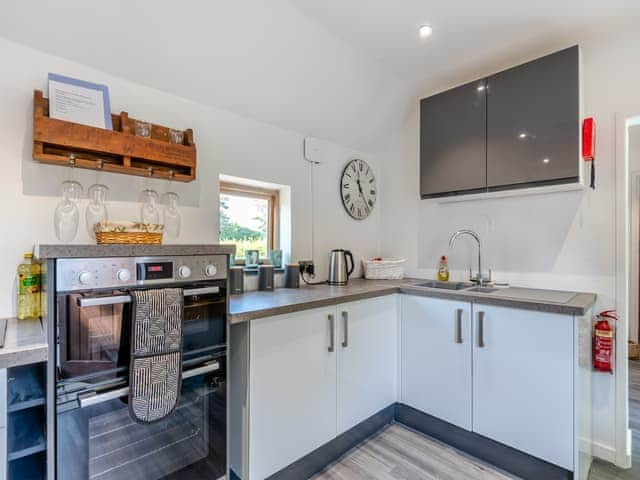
<box><xmin>147</xmin><ymin>167</ymin><xmax>154</xmax><ymax>177</ymax></box>
<box><xmin>68</xmin><ymin>154</ymin><xmax>77</xmax><ymax>167</ymax></box>
<box><xmin>168</xmin><ymin>169</ymin><xmax>176</xmax><ymax>180</ymax></box>
<box><xmin>96</xmin><ymin>159</ymin><xmax>105</xmax><ymax>169</ymax></box>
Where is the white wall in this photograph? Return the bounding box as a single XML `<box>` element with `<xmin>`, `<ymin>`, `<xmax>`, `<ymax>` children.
<box><xmin>629</xmin><ymin>125</ymin><xmax>640</xmax><ymax>343</ymax></box>
<box><xmin>380</xmin><ymin>26</ymin><xmax>640</xmax><ymax>459</ymax></box>
<box><xmin>0</xmin><ymin>37</ymin><xmax>383</xmax><ymax>316</ymax></box>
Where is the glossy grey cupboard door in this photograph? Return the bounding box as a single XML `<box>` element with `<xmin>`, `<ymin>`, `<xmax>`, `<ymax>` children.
<box><xmin>486</xmin><ymin>46</ymin><xmax>579</xmax><ymax>189</ymax></box>
<box><xmin>420</xmin><ymin>79</ymin><xmax>487</xmax><ymax>198</ymax></box>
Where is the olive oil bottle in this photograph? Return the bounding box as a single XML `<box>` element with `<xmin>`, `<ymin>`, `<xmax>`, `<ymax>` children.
<box><xmin>17</xmin><ymin>252</ymin><xmax>41</xmax><ymax>320</ymax></box>
<box><xmin>437</xmin><ymin>255</ymin><xmax>450</xmax><ymax>282</ymax></box>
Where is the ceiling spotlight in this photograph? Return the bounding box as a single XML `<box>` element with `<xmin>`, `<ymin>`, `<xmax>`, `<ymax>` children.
<box><xmin>419</xmin><ymin>25</ymin><xmax>433</xmax><ymax>38</ymax></box>
<box><xmin>543</xmin><ymin>158</ymin><xmax>551</xmax><ymax>164</ymax></box>
<box><xmin>519</xmin><ymin>132</ymin><xmax>527</xmax><ymax>139</ymax></box>
<box><xmin>477</xmin><ymin>85</ymin><xmax>486</xmax><ymax>92</ymax></box>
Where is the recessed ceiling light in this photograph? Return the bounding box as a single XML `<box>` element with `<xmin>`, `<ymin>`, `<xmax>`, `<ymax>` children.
<box><xmin>543</xmin><ymin>158</ymin><xmax>551</xmax><ymax>164</ymax></box>
<box><xmin>519</xmin><ymin>132</ymin><xmax>527</xmax><ymax>139</ymax></box>
<box><xmin>419</xmin><ymin>25</ymin><xmax>433</xmax><ymax>38</ymax></box>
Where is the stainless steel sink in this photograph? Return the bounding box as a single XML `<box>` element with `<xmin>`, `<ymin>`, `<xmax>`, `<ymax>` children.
<box><xmin>465</xmin><ymin>286</ymin><xmax>500</xmax><ymax>294</ymax></box>
<box><xmin>416</xmin><ymin>280</ymin><xmax>473</xmax><ymax>291</ymax></box>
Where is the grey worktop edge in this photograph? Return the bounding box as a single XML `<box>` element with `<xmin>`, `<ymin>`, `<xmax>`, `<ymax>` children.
<box><xmin>229</xmin><ymin>287</ymin><xmax>400</xmax><ymax>323</ymax></box>
<box><xmin>229</xmin><ymin>285</ymin><xmax>597</xmax><ymax>323</ymax></box>
<box><xmin>35</xmin><ymin>244</ymin><xmax>236</xmax><ymax>259</ymax></box>
<box><xmin>0</xmin><ymin>318</ymin><xmax>48</xmax><ymax>369</ymax></box>
<box><xmin>399</xmin><ymin>286</ymin><xmax>597</xmax><ymax>317</ymax></box>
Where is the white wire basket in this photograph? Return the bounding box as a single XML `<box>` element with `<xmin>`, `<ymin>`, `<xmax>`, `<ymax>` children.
<box><xmin>362</xmin><ymin>258</ymin><xmax>406</xmax><ymax>280</ymax></box>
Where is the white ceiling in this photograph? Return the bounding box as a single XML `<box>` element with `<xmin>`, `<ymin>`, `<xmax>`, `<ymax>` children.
<box><xmin>0</xmin><ymin>0</ymin><xmax>411</xmax><ymax>152</ymax></box>
<box><xmin>291</xmin><ymin>0</ymin><xmax>640</xmax><ymax>96</ymax></box>
<box><xmin>1</xmin><ymin>1</ymin><xmax>639</xmax><ymax>152</ymax></box>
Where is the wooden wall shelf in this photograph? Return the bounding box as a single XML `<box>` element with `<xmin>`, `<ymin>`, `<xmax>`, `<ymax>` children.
<box><xmin>32</xmin><ymin>90</ymin><xmax>197</xmax><ymax>182</ymax></box>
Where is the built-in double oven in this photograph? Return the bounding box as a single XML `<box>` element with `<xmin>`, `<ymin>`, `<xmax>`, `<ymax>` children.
<box><xmin>50</xmin><ymin>255</ymin><xmax>228</xmax><ymax>480</ymax></box>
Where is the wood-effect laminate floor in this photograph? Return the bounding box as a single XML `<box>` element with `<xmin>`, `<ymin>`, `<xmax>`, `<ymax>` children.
<box><xmin>312</xmin><ymin>361</ymin><xmax>640</xmax><ymax>480</ymax></box>
<box><xmin>311</xmin><ymin>424</ymin><xmax>516</xmax><ymax>480</ymax></box>
<box><xmin>588</xmin><ymin>360</ymin><xmax>640</xmax><ymax>480</ymax></box>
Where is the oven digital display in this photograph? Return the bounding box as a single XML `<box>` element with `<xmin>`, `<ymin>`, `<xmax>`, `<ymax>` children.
<box><xmin>137</xmin><ymin>262</ymin><xmax>174</xmax><ymax>281</ymax></box>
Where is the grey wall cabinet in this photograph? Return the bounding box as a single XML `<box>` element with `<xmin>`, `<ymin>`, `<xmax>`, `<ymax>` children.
<box><xmin>420</xmin><ymin>46</ymin><xmax>580</xmax><ymax>199</ymax></box>
<box><xmin>486</xmin><ymin>46</ymin><xmax>580</xmax><ymax>189</ymax></box>
<box><xmin>420</xmin><ymin>79</ymin><xmax>487</xmax><ymax>198</ymax></box>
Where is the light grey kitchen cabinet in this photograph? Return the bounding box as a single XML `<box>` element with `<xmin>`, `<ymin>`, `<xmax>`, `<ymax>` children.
<box><xmin>400</xmin><ymin>296</ymin><xmax>472</xmax><ymax>430</ymax></box>
<box><xmin>336</xmin><ymin>296</ymin><xmax>398</xmax><ymax>434</ymax></box>
<box><xmin>486</xmin><ymin>46</ymin><xmax>580</xmax><ymax>189</ymax></box>
<box><xmin>420</xmin><ymin>79</ymin><xmax>487</xmax><ymax>198</ymax></box>
<box><xmin>472</xmin><ymin>304</ymin><xmax>575</xmax><ymax>470</ymax></box>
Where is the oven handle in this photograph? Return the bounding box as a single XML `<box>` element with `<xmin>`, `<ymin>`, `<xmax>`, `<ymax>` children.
<box><xmin>77</xmin><ymin>286</ymin><xmax>221</xmax><ymax>307</ymax></box>
<box><xmin>77</xmin><ymin>360</ymin><xmax>221</xmax><ymax>408</ymax></box>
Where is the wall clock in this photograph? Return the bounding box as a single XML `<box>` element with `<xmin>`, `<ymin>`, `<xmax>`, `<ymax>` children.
<box><xmin>340</xmin><ymin>159</ymin><xmax>376</xmax><ymax>220</ymax></box>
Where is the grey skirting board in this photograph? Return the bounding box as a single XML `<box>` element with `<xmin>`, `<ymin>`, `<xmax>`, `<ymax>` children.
<box><xmin>239</xmin><ymin>403</ymin><xmax>572</xmax><ymax>480</ymax></box>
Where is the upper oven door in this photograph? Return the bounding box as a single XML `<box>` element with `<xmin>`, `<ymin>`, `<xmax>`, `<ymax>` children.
<box><xmin>57</xmin><ymin>282</ymin><xmax>227</xmax><ymax>385</ymax></box>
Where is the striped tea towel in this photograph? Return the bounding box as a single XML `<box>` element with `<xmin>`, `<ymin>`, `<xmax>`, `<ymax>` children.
<box><xmin>128</xmin><ymin>288</ymin><xmax>184</xmax><ymax>424</ymax></box>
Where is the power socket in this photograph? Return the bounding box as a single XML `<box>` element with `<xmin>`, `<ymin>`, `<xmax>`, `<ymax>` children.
<box><xmin>298</xmin><ymin>260</ymin><xmax>315</xmax><ymax>276</ymax></box>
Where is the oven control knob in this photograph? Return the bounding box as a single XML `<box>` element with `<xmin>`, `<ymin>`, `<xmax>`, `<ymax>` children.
<box><xmin>178</xmin><ymin>265</ymin><xmax>192</xmax><ymax>279</ymax></box>
<box><xmin>78</xmin><ymin>271</ymin><xmax>93</xmax><ymax>285</ymax></box>
<box><xmin>116</xmin><ymin>268</ymin><xmax>131</xmax><ymax>282</ymax></box>
<box><xmin>205</xmin><ymin>264</ymin><xmax>217</xmax><ymax>277</ymax></box>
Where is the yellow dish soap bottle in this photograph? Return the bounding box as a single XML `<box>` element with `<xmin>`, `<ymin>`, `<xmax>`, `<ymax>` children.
<box><xmin>437</xmin><ymin>255</ymin><xmax>450</xmax><ymax>282</ymax></box>
<box><xmin>17</xmin><ymin>252</ymin><xmax>41</xmax><ymax>320</ymax></box>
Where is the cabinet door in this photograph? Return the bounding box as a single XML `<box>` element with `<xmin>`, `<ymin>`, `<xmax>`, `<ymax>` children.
<box><xmin>337</xmin><ymin>296</ymin><xmax>398</xmax><ymax>434</ymax></box>
<box><xmin>472</xmin><ymin>305</ymin><xmax>574</xmax><ymax>470</ymax></box>
<box><xmin>249</xmin><ymin>307</ymin><xmax>337</xmax><ymax>480</ymax></box>
<box><xmin>420</xmin><ymin>79</ymin><xmax>487</xmax><ymax>197</ymax></box>
<box><xmin>400</xmin><ymin>296</ymin><xmax>472</xmax><ymax>430</ymax></box>
<box><xmin>487</xmin><ymin>46</ymin><xmax>579</xmax><ymax>188</ymax></box>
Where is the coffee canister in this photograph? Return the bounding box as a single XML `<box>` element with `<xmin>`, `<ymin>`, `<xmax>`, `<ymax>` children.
<box><xmin>258</xmin><ymin>265</ymin><xmax>274</xmax><ymax>291</ymax></box>
<box><xmin>229</xmin><ymin>266</ymin><xmax>244</xmax><ymax>294</ymax></box>
<box><xmin>284</xmin><ymin>264</ymin><xmax>300</xmax><ymax>288</ymax></box>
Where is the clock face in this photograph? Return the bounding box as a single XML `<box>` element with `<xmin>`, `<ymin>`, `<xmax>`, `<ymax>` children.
<box><xmin>340</xmin><ymin>159</ymin><xmax>376</xmax><ymax>220</ymax></box>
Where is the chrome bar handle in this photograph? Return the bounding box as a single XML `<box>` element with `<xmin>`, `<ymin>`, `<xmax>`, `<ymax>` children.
<box><xmin>341</xmin><ymin>311</ymin><xmax>349</xmax><ymax>348</ymax></box>
<box><xmin>184</xmin><ymin>286</ymin><xmax>220</xmax><ymax>297</ymax></box>
<box><xmin>328</xmin><ymin>314</ymin><xmax>335</xmax><ymax>353</ymax></box>
<box><xmin>77</xmin><ymin>286</ymin><xmax>221</xmax><ymax>307</ymax></box>
<box><xmin>182</xmin><ymin>360</ymin><xmax>220</xmax><ymax>379</ymax></box>
<box><xmin>455</xmin><ymin>309</ymin><xmax>463</xmax><ymax>344</ymax></box>
<box><xmin>78</xmin><ymin>295</ymin><xmax>131</xmax><ymax>308</ymax></box>
<box><xmin>477</xmin><ymin>311</ymin><xmax>485</xmax><ymax>348</ymax></box>
<box><xmin>78</xmin><ymin>361</ymin><xmax>221</xmax><ymax>408</ymax></box>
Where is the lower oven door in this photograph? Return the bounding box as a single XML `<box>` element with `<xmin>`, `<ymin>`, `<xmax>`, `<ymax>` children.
<box><xmin>56</xmin><ymin>363</ymin><xmax>226</xmax><ymax>480</ymax></box>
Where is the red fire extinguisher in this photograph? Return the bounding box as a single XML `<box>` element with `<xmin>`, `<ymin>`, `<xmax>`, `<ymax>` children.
<box><xmin>593</xmin><ymin>310</ymin><xmax>618</xmax><ymax>373</ymax></box>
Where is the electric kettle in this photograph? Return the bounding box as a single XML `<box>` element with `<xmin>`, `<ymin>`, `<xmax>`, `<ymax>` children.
<box><xmin>328</xmin><ymin>249</ymin><xmax>355</xmax><ymax>285</ymax></box>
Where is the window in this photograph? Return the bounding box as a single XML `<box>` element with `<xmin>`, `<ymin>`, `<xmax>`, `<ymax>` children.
<box><xmin>219</xmin><ymin>182</ymin><xmax>279</xmax><ymax>259</ymax></box>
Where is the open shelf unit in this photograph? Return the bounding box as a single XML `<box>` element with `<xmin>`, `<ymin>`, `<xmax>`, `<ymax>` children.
<box><xmin>6</xmin><ymin>363</ymin><xmax>46</xmax><ymax>480</ymax></box>
<box><xmin>33</xmin><ymin>90</ymin><xmax>197</xmax><ymax>182</ymax></box>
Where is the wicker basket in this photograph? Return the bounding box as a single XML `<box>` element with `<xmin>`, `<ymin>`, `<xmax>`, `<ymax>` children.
<box><xmin>363</xmin><ymin>258</ymin><xmax>406</xmax><ymax>280</ymax></box>
<box><xmin>630</xmin><ymin>341</ymin><xmax>640</xmax><ymax>361</ymax></box>
<box><xmin>95</xmin><ymin>231</ymin><xmax>163</xmax><ymax>245</ymax></box>
<box><xmin>94</xmin><ymin>221</ymin><xmax>164</xmax><ymax>244</ymax></box>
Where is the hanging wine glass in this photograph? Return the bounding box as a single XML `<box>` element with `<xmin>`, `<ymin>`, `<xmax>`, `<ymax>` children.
<box><xmin>139</xmin><ymin>188</ymin><xmax>160</xmax><ymax>224</ymax></box>
<box><xmin>54</xmin><ymin>187</ymin><xmax>80</xmax><ymax>242</ymax></box>
<box><xmin>85</xmin><ymin>184</ymin><xmax>109</xmax><ymax>238</ymax></box>
<box><xmin>162</xmin><ymin>191</ymin><xmax>181</xmax><ymax>239</ymax></box>
<box><xmin>54</xmin><ymin>155</ymin><xmax>83</xmax><ymax>242</ymax></box>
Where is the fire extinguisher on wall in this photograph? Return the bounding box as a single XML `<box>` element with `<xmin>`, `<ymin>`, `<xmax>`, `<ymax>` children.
<box><xmin>593</xmin><ymin>310</ymin><xmax>618</xmax><ymax>373</ymax></box>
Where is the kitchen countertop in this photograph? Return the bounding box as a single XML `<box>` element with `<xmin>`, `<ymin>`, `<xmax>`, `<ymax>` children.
<box><xmin>35</xmin><ymin>244</ymin><xmax>235</xmax><ymax>259</ymax></box>
<box><xmin>0</xmin><ymin>318</ymin><xmax>47</xmax><ymax>369</ymax></box>
<box><xmin>228</xmin><ymin>278</ymin><xmax>597</xmax><ymax>323</ymax></box>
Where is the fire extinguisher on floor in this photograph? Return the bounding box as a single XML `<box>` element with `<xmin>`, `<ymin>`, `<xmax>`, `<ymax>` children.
<box><xmin>593</xmin><ymin>310</ymin><xmax>618</xmax><ymax>373</ymax></box>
